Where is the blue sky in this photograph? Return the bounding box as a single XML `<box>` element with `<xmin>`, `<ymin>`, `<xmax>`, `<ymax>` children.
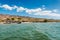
<box><xmin>0</xmin><ymin>0</ymin><xmax>60</xmax><ymax>19</ymax></box>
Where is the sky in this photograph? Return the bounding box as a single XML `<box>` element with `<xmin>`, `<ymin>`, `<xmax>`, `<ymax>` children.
<box><xmin>0</xmin><ymin>0</ymin><xmax>60</xmax><ymax>19</ymax></box>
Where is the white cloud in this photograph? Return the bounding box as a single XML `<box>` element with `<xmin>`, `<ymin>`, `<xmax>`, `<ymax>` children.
<box><xmin>17</xmin><ymin>7</ymin><xmax>25</xmax><ymax>12</ymax></box>
<box><xmin>13</xmin><ymin>6</ymin><xmax>18</xmax><ymax>9</ymax></box>
<box><xmin>0</xmin><ymin>4</ymin><xmax>60</xmax><ymax>17</ymax></box>
<box><xmin>0</xmin><ymin>5</ymin><xmax>18</xmax><ymax>10</ymax></box>
<box><xmin>53</xmin><ymin>9</ymin><xmax>58</xmax><ymax>12</ymax></box>
<box><xmin>42</xmin><ymin>5</ymin><xmax>46</xmax><ymax>9</ymax></box>
<box><xmin>0</xmin><ymin>4</ymin><xmax>13</xmax><ymax>10</ymax></box>
<box><xmin>25</xmin><ymin>8</ymin><xmax>60</xmax><ymax>17</ymax></box>
<box><xmin>25</xmin><ymin>8</ymin><xmax>42</xmax><ymax>14</ymax></box>
<box><xmin>34</xmin><ymin>10</ymin><xmax>52</xmax><ymax>15</ymax></box>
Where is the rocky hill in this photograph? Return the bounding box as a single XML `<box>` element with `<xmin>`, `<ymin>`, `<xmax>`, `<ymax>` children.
<box><xmin>0</xmin><ymin>14</ymin><xmax>60</xmax><ymax>24</ymax></box>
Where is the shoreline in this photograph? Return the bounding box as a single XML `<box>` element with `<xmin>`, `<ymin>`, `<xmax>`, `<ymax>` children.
<box><xmin>0</xmin><ymin>22</ymin><xmax>59</xmax><ymax>24</ymax></box>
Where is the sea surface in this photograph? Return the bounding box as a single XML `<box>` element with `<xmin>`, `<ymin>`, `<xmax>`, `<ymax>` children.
<box><xmin>0</xmin><ymin>22</ymin><xmax>60</xmax><ymax>40</ymax></box>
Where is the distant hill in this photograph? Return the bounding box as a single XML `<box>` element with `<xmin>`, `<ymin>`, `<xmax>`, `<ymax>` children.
<box><xmin>0</xmin><ymin>14</ymin><xmax>60</xmax><ymax>24</ymax></box>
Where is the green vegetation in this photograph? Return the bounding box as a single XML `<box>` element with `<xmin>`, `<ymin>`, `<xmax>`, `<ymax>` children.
<box><xmin>11</xmin><ymin>18</ymin><xmax>15</xmax><ymax>21</ymax></box>
<box><xmin>44</xmin><ymin>19</ymin><xmax>47</xmax><ymax>22</ymax></box>
<box><xmin>17</xmin><ymin>18</ymin><xmax>21</xmax><ymax>21</ymax></box>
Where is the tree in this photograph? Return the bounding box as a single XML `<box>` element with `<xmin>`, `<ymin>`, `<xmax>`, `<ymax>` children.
<box><xmin>6</xmin><ymin>18</ymin><xmax>10</xmax><ymax>21</ymax></box>
<box><xmin>11</xmin><ymin>18</ymin><xmax>15</xmax><ymax>21</ymax></box>
<box><xmin>44</xmin><ymin>19</ymin><xmax>47</xmax><ymax>22</ymax></box>
<box><xmin>17</xmin><ymin>18</ymin><xmax>21</xmax><ymax>21</ymax></box>
<box><xmin>6</xmin><ymin>18</ymin><xmax>11</xmax><ymax>23</ymax></box>
<box><xmin>17</xmin><ymin>17</ymin><xmax>22</xmax><ymax>23</ymax></box>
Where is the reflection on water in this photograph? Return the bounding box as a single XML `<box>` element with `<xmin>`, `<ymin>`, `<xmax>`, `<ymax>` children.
<box><xmin>0</xmin><ymin>23</ymin><xmax>60</xmax><ymax>40</ymax></box>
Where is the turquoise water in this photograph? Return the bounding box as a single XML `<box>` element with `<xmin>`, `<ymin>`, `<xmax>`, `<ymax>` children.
<box><xmin>0</xmin><ymin>23</ymin><xmax>60</xmax><ymax>40</ymax></box>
